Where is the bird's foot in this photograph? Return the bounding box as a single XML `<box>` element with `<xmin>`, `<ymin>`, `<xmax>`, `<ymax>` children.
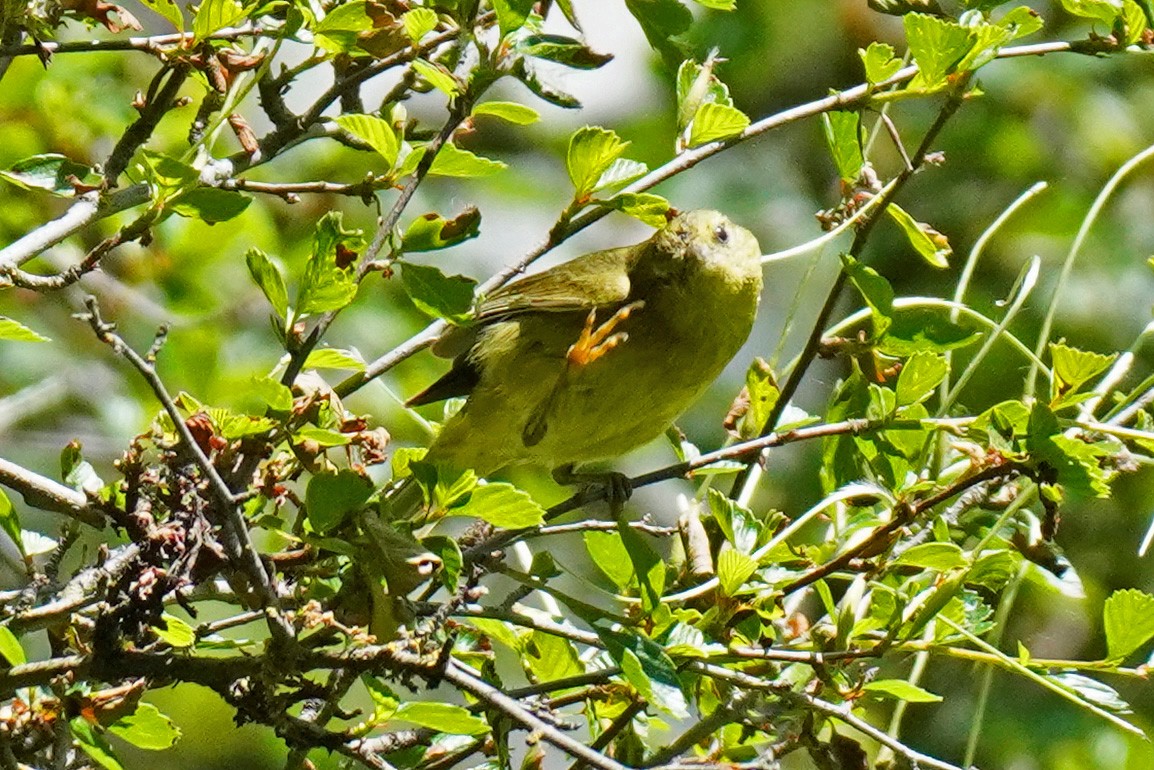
<box><xmin>553</xmin><ymin>464</ymin><xmax>633</xmax><ymax>514</ymax></box>
<box><xmin>566</xmin><ymin>301</ymin><xmax>645</xmax><ymax>367</ymax></box>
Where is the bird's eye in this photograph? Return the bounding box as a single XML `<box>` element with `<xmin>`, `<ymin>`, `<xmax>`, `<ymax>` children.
<box><xmin>714</xmin><ymin>225</ymin><xmax>729</xmax><ymax>244</ymax></box>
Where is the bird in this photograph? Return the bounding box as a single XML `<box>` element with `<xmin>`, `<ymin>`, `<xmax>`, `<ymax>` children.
<box><xmin>405</xmin><ymin>208</ymin><xmax>764</xmax><ymax>483</ymax></box>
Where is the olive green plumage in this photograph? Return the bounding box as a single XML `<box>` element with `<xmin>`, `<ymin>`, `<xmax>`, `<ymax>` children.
<box><xmin>410</xmin><ymin>209</ymin><xmax>764</xmax><ymax>476</ymax></box>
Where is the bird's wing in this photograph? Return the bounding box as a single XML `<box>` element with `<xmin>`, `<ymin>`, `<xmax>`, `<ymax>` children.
<box><xmin>474</xmin><ymin>245</ymin><xmax>635</xmax><ymax>322</ymax></box>
<box><xmin>407</xmin><ymin>246</ymin><xmax>638</xmax><ymax>408</ymax></box>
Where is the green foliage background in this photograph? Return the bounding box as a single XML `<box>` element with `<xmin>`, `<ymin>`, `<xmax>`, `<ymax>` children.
<box><xmin>3</xmin><ymin>0</ymin><xmax>1154</xmax><ymax>768</ymax></box>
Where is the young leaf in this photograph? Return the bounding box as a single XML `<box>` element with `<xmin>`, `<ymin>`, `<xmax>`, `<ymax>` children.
<box><xmin>1050</xmin><ymin>343</ymin><xmax>1116</xmax><ymax>404</ymax></box>
<box><xmin>896</xmin><ymin>351</ymin><xmax>948</xmax><ymax>406</ymax></box>
<box><xmin>412</xmin><ymin>59</ymin><xmax>460</xmax><ymax>97</ymax></box>
<box><xmin>306</xmin><ymin>470</ymin><xmax>374</xmax><ymax>533</ymax></box>
<box><xmin>842</xmin><ymin>255</ymin><xmax>894</xmax><ymax>337</ymax></box>
<box><xmin>0</xmin><ymin>624</ymin><xmax>25</xmax><ymax>666</ymax></box>
<box><xmin>0</xmin><ymin>317</ymin><xmax>49</xmax><ymax>342</ymax></box>
<box><xmin>892</xmin><ymin>542</ymin><xmax>967</xmax><ymax>571</ymax></box>
<box><xmin>585</xmin><ymin>530</ymin><xmax>634</xmax><ymax>591</ymax></box>
<box><xmin>904</xmin><ymin>13</ymin><xmax>975</xmax><ymax>88</ymax></box>
<box><xmin>593</xmin><ymin>158</ymin><xmax>648</xmax><ymax>193</ymax></box>
<box><xmin>402</xmin><ymin>207</ymin><xmax>482</xmax><ymax>252</ymax></box>
<box><xmin>472</xmin><ymin>101</ymin><xmax>540</xmax><ymax>125</ymax></box>
<box><xmin>71</xmin><ymin>718</ymin><xmax>125</xmax><ymax>770</ymax></box>
<box><xmin>393</xmin><ymin>702</ymin><xmax>489</xmax><ymax>735</ymax></box>
<box><xmin>245</xmin><ymin>248</ymin><xmax>289</xmax><ymax>320</ymax></box>
<box><xmin>511</xmin><ymin>59</ymin><xmax>583</xmax><ymax>109</ymax></box>
<box><xmin>1102</xmin><ymin>588</ymin><xmax>1154</xmax><ymax>661</ymax></box>
<box><xmin>492</xmin><ymin>0</ymin><xmax>535</xmax><ymax>37</ymax></box>
<box><xmin>314</xmin><ymin>0</ymin><xmax>373</xmax><ymax>54</ymax></box>
<box><xmin>296</xmin><ymin>212</ymin><xmax>363</xmax><ymax>316</ymax></box>
<box><xmin>154</xmin><ymin>613</ymin><xmax>196</xmax><ymax>647</ymax></box>
<box><xmin>860</xmin><ymin>41</ymin><xmax>903</xmax><ymax>84</ymax></box>
<box><xmin>335</xmin><ymin>113</ymin><xmax>400</xmax><ymax>169</ymax></box>
<box><xmin>605</xmin><ymin>192</ymin><xmax>670</xmax><ymax>226</ymax></box>
<box><xmin>402</xmin><ymin>7</ymin><xmax>437</xmax><ymax>42</ymax></box>
<box><xmin>0</xmin><ymin>153</ymin><xmax>99</xmax><ymax>196</ymax></box>
<box><xmin>248</xmin><ymin>376</ymin><xmax>293</xmax><ymax>412</ymax></box>
<box><xmin>862</xmin><ymin>679</ymin><xmax>943</xmax><ymax>703</ymax></box>
<box><xmin>567</xmin><ymin>126</ymin><xmax>629</xmax><ymax>198</ymax></box>
<box><xmin>525</xmin><ymin>630</ymin><xmax>583</xmax><ymax>681</ymax></box>
<box><xmin>520</xmin><ymin>34</ymin><xmax>613</xmax><ymax>69</ymax></box>
<box><xmin>598</xmin><ymin>628</ymin><xmax>688</xmax><ymax>718</ymax></box>
<box><xmin>169</xmin><ymin>188</ymin><xmax>252</xmax><ymax>224</ymax></box>
<box><xmin>400</xmin><ymin>263</ymin><xmax>477</xmax><ymax>323</ymax></box>
<box><xmin>193</xmin><ymin>0</ymin><xmax>246</xmax><ymax>40</ymax></box>
<box><xmin>624</xmin><ymin>0</ymin><xmax>693</xmax><ymax>64</ymax></box>
<box><xmin>108</xmin><ymin>703</ymin><xmax>182</xmax><ymax>750</ymax></box>
<box><xmin>619</xmin><ymin>521</ymin><xmax>664</xmax><ymax>613</ymax></box>
<box><xmin>886</xmin><ymin>204</ymin><xmax>950</xmax><ymax>268</ymax></box>
<box><xmin>822</xmin><ymin>110</ymin><xmax>864</xmax><ymax>183</ymax></box>
<box><xmin>428</xmin><ymin>143</ymin><xmax>506</xmax><ymax>177</ymax></box>
<box><xmin>137</xmin><ymin>0</ymin><xmax>184</xmax><ymax>31</ymax></box>
<box><xmin>688</xmin><ymin>102</ymin><xmax>750</xmax><ymax>147</ymax></box>
<box><xmin>444</xmin><ymin>482</ymin><xmax>545</xmax><ymax>528</ymax></box>
<box><xmin>1057</xmin><ymin>0</ymin><xmax>1125</xmax><ymax>24</ymax></box>
<box><xmin>716</xmin><ymin>548</ymin><xmax>758</xmax><ymax>596</ymax></box>
<box><xmin>304</xmin><ymin>348</ymin><xmax>366</xmax><ymax>371</ymax></box>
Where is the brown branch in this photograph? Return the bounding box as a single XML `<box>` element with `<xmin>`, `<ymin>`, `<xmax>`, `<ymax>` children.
<box><xmin>0</xmin><ymin>26</ymin><xmax>264</xmax><ymax>58</ymax></box>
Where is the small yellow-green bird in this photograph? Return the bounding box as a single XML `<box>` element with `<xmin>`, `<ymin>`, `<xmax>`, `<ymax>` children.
<box><xmin>407</xmin><ymin>209</ymin><xmax>763</xmax><ymax>479</ymax></box>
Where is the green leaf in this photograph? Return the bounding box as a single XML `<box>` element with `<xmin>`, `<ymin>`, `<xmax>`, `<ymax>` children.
<box><xmin>137</xmin><ymin>0</ymin><xmax>184</xmax><ymax>31</ymax></box>
<box><xmin>335</xmin><ymin>113</ymin><xmax>400</xmax><ymax>169</ymax></box>
<box><xmin>306</xmin><ymin>470</ymin><xmax>374</xmax><ymax>533</ymax></box>
<box><xmin>296</xmin><ymin>212</ymin><xmax>363</xmax><ymax>316</ymax></box>
<box><xmin>1057</xmin><ymin>0</ymin><xmax>1124</xmax><ymax>23</ymax></box>
<box><xmin>567</xmin><ymin>126</ymin><xmax>629</xmax><ymax>198</ymax></box>
<box><xmin>363</xmin><ymin>675</ymin><xmax>400</xmax><ymax>724</ymax></box>
<box><xmin>598</xmin><ymin>628</ymin><xmax>688</xmax><ymax>718</ymax></box>
<box><xmin>520</xmin><ymin>34</ymin><xmax>613</xmax><ymax>69</ymax></box>
<box><xmin>400</xmin><ymin>262</ymin><xmax>477</xmax><ymax>324</ymax></box>
<box><xmin>169</xmin><ymin>188</ymin><xmax>252</xmax><ymax>224</ymax></box>
<box><xmin>314</xmin><ymin>0</ymin><xmax>373</xmax><ymax>54</ymax></box>
<box><xmin>193</xmin><ymin>0</ymin><xmax>246</xmax><ymax>40</ymax></box>
<box><xmin>822</xmin><ymin>110</ymin><xmax>864</xmax><ymax>183</ymax></box>
<box><xmin>137</xmin><ymin>150</ymin><xmax>199</xmax><ymax>199</ymax></box>
<box><xmin>716</xmin><ymin>548</ymin><xmax>758</xmax><ymax>596</ymax></box>
<box><xmin>526</xmin><ymin>629</ymin><xmax>583</xmax><ymax>681</ymax></box>
<box><xmin>1121</xmin><ymin>0</ymin><xmax>1148</xmax><ymax>43</ymax></box>
<box><xmin>1027</xmin><ymin>403</ymin><xmax>1113</xmax><ymax>498</ymax></box>
<box><xmin>0</xmin><ymin>489</ymin><xmax>21</xmax><ymax>560</ymax></box>
<box><xmin>0</xmin><ymin>624</ymin><xmax>25</xmax><ymax>666</ymax></box>
<box><xmin>402</xmin><ymin>7</ymin><xmax>438</xmax><ymax>42</ymax></box>
<box><xmin>245</xmin><ymin>248</ymin><xmax>289</xmax><ymax>319</ymax></box>
<box><xmin>154</xmin><ymin>613</ymin><xmax>196</xmax><ymax>647</ymax></box>
<box><xmin>304</xmin><ymin>348</ymin><xmax>366</xmax><ymax>371</ymax></box>
<box><xmin>733</xmin><ymin>358</ymin><xmax>779</xmax><ymax>440</ymax></box>
<box><xmin>393</xmin><ymin>702</ymin><xmax>488</xmax><ymax>735</ymax></box>
<box><xmin>860</xmin><ymin>41</ymin><xmax>903</xmax><ymax>84</ymax></box>
<box><xmin>675</xmin><ymin>55</ymin><xmax>732</xmax><ymax>132</ymax></box>
<box><xmin>0</xmin><ymin>316</ymin><xmax>48</xmax><ymax>342</ymax></box>
<box><xmin>896</xmin><ymin>352</ymin><xmax>948</xmax><ymax>406</ymax></box>
<box><xmin>445</xmin><ymin>482</ymin><xmax>545</xmax><ymax>528</ymax></box>
<box><xmin>71</xmin><ymin>718</ymin><xmax>125</xmax><ymax>770</ymax></box>
<box><xmin>605</xmin><ymin>192</ymin><xmax>669</xmax><ymax>227</ymax></box>
<box><xmin>619</xmin><ymin>521</ymin><xmax>664</xmax><ymax>613</ymax></box>
<box><xmin>688</xmin><ymin>102</ymin><xmax>750</xmax><ymax>147</ymax></box>
<box><xmin>892</xmin><ymin>542</ymin><xmax>967</xmax><ymax>571</ymax></box>
<box><xmin>624</xmin><ymin>0</ymin><xmax>693</xmax><ymax>64</ymax></box>
<box><xmin>412</xmin><ymin>59</ymin><xmax>460</xmax><ymax>97</ymax></box>
<box><xmin>1103</xmin><ymin>589</ymin><xmax>1154</xmax><ymax>661</ymax></box>
<box><xmin>0</xmin><ymin>153</ymin><xmax>99</xmax><ymax>196</ymax></box>
<box><xmin>472</xmin><ymin>101</ymin><xmax>540</xmax><ymax>125</ymax></box>
<box><xmin>904</xmin><ymin>13</ymin><xmax>976</xmax><ymax>88</ymax></box>
<box><xmin>862</xmin><ymin>679</ymin><xmax>943</xmax><ymax>703</ymax></box>
<box><xmin>693</xmin><ymin>0</ymin><xmax>735</xmax><ymax>8</ymax></box>
<box><xmin>878</xmin><ymin>309</ymin><xmax>981</xmax><ymax>356</ymax></box>
<box><xmin>998</xmin><ymin>6</ymin><xmax>1045</xmax><ymax>40</ymax></box>
<box><xmin>887</xmin><ymin>204</ymin><xmax>950</xmax><ymax>268</ymax></box>
<box><xmin>492</xmin><ymin>0</ymin><xmax>535</xmax><ymax>36</ymax></box>
<box><xmin>402</xmin><ymin>207</ymin><xmax>482</xmax><ymax>252</ymax></box>
<box><xmin>109</xmin><ymin>703</ymin><xmax>182</xmax><ymax>750</ymax></box>
<box><xmin>967</xmin><ymin>550</ymin><xmax>1020</xmax><ymax>590</ymax></box>
<box><xmin>842</xmin><ymin>255</ymin><xmax>894</xmax><ymax>337</ymax></box>
<box><xmin>428</xmin><ymin>143</ymin><xmax>506</xmax><ymax>177</ymax></box>
<box><xmin>422</xmin><ymin>534</ymin><xmax>462</xmax><ymax>592</ymax></box>
<box><xmin>467</xmin><ymin>617</ymin><xmax>521</xmax><ymax>651</ymax></box>
<box><xmin>511</xmin><ymin>59</ymin><xmax>583</xmax><ymax>109</ymax></box>
<box><xmin>248</xmin><ymin>376</ymin><xmax>293</xmax><ymax>411</ymax></box>
<box><xmin>585</xmin><ymin>530</ymin><xmax>633</xmax><ymax>591</ymax></box>
<box><xmin>1050</xmin><ymin>343</ymin><xmax>1116</xmax><ymax>405</ymax></box>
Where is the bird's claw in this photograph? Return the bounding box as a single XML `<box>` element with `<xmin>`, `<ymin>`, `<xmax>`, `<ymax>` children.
<box><xmin>567</xmin><ymin>301</ymin><xmax>645</xmax><ymax>367</ymax></box>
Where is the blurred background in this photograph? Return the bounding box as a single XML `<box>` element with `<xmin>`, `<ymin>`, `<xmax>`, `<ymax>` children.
<box><xmin>2</xmin><ymin>0</ymin><xmax>1154</xmax><ymax>767</ymax></box>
